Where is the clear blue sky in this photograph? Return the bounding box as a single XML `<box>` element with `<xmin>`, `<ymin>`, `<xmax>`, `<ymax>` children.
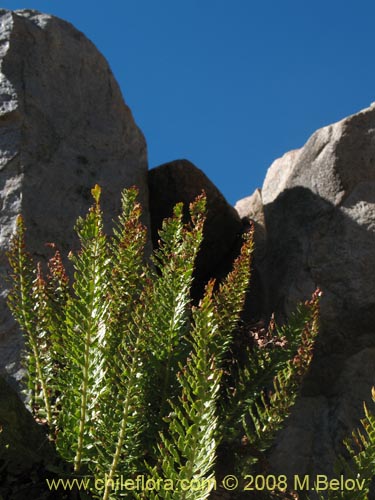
<box><xmin>3</xmin><ymin>1</ymin><xmax>375</xmax><ymax>204</ymax></box>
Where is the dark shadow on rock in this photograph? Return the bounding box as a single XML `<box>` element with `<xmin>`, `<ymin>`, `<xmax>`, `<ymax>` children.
<box><xmin>148</xmin><ymin>160</ymin><xmax>263</xmax><ymax>314</ymax></box>
<box><xmin>0</xmin><ymin>376</ymin><xmax>84</xmax><ymax>500</ymax></box>
<box><xmin>260</xmin><ymin>184</ymin><xmax>375</xmax><ymax>487</ymax></box>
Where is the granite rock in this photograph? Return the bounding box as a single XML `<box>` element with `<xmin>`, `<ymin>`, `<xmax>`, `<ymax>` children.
<box><xmin>256</xmin><ymin>104</ymin><xmax>375</xmax><ymax>480</ymax></box>
<box><xmin>0</xmin><ymin>9</ymin><xmax>149</xmax><ymax>383</ymax></box>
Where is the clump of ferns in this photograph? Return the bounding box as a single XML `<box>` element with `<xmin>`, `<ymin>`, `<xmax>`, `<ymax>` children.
<box><xmin>7</xmin><ymin>185</ymin><xmax>321</xmax><ymax>500</ymax></box>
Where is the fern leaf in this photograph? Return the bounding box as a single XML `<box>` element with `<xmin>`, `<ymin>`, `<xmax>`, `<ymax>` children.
<box><xmin>242</xmin><ymin>289</ymin><xmax>321</xmax><ymax>468</ymax></box>
<box><xmin>91</xmin><ymin>188</ymin><xmax>150</xmax><ymax>497</ymax></box>
<box><xmin>57</xmin><ymin>185</ymin><xmax>110</xmax><ymax>472</ymax></box>
<box><xmin>7</xmin><ymin>216</ymin><xmax>55</xmax><ymax>429</ymax></box>
<box><xmin>147</xmin><ymin>281</ymin><xmax>221</xmax><ymax>500</ymax></box>
<box><xmin>134</xmin><ymin>195</ymin><xmax>206</xmax><ymax>457</ymax></box>
<box><xmin>213</xmin><ymin>228</ymin><xmax>254</xmax><ymax>357</ymax></box>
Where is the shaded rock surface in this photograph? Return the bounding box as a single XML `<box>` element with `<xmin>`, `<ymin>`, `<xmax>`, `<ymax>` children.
<box><xmin>148</xmin><ymin>159</ymin><xmax>245</xmax><ymax>299</ymax></box>
<box><xmin>234</xmin><ymin>188</ymin><xmax>268</xmax><ymax>319</ymax></box>
<box><xmin>0</xmin><ymin>376</ymin><xmax>69</xmax><ymax>500</ymax></box>
<box><xmin>234</xmin><ymin>187</ymin><xmax>266</xmax><ymax>255</ymax></box>
<box><xmin>236</xmin><ymin>103</ymin><xmax>375</xmax><ymax>483</ymax></box>
<box><xmin>0</xmin><ymin>9</ymin><xmax>149</xmax><ymax>383</ymax></box>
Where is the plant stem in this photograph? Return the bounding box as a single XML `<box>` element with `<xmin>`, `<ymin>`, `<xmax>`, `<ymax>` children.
<box><xmin>74</xmin><ymin>237</ymin><xmax>101</xmax><ymax>472</ymax></box>
<box><xmin>158</xmin><ymin>283</ymin><xmax>187</xmax><ymax>421</ymax></box>
<box><xmin>102</xmin><ymin>340</ymin><xmax>140</xmax><ymax>500</ymax></box>
<box><xmin>74</xmin><ymin>323</ymin><xmax>91</xmax><ymax>472</ymax></box>
<box><xmin>32</xmin><ymin>342</ymin><xmax>53</xmax><ymax>428</ymax></box>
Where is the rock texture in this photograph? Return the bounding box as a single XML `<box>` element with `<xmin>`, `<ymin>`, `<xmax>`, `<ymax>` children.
<box><xmin>234</xmin><ymin>187</ymin><xmax>266</xmax><ymax>259</ymax></box>
<box><xmin>0</xmin><ymin>9</ymin><xmax>149</xmax><ymax>382</ymax></box>
<box><xmin>0</xmin><ymin>376</ymin><xmax>63</xmax><ymax>500</ymax></box>
<box><xmin>234</xmin><ymin>188</ymin><xmax>268</xmax><ymax>319</ymax></box>
<box><xmin>261</xmin><ymin>148</ymin><xmax>302</xmax><ymax>205</ymax></box>
<box><xmin>148</xmin><ymin>159</ymin><xmax>245</xmax><ymax>298</ymax></box>
<box><xmin>236</xmin><ymin>103</ymin><xmax>375</xmax><ymax>483</ymax></box>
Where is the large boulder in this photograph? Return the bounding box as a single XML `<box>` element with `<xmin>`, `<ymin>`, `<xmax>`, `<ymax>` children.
<box><xmin>0</xmin><ymin>10</ymin><xmax>149</xmax><ymax>383</ymax></box>
<box><xmin>263</xmin><ymin>104</ymin><xmax>375</xmax><ymax>339</ymax></box>
<box><xmin>237</xmin><ymin>104</ymin><xmax>375</xmax><ymax>482</ymax></box>
<box><xmin>148</xmin><ymin>160</ymin><xmax>245</xmax><ymax>298</ymax></box>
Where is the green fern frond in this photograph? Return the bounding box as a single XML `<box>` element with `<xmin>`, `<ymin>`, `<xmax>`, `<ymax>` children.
<box><xmin>212</xmin><ymin>228</ymin><xmax>254</xmax><ymax>362</ymax></box>
<box><xmin>247</xmin><ymin>299</ymin><xmax>319</xmax><ymax>407</ymax></box>
<box><xmin>7</xmin><ymin>216</ymin><xmax>55</xmax><ymax>430</ymax></box>
<box><xmin>345</xmin><ymin>388</ymin><xmax>375</xmax><ymax>479</ymax></box>
<box><xmin>145</xmin><ymin>281</ymin><xmax>221</xmax><ymax>500</ymax></box>
<box><xmin>91</xmin><ymin>189</ymin><xmax>150</xmax><ymax>497</ymax></box>
<box><xmin>44</xmin><ymin>245</ymin><xmax>70</xmax><ymax>355</ymax></box>
<box><xmin>212</xmin><ymin>237</ymin><xmax>318</xmax><ymax>469</ymax></box>
<box><xmin>242</xmin><ymin>290</ymin><xmax>320</xmax><ymax>468</ymax></box>
<box><xmin>134</xmin><ymin>195</ymin><xmax>206</xmax><ymax>452</ymax></box>
<box><xmin>108</xmin><ymin>186</ymin><xmax>147</xmax><ymax>334</ymax></box>
<box><xmin>7</xmin><ymin>185</ymin><xmax>324</xmax><ymax>500</ymax></box>
<box><xmin>57</xmin><ymin>185</ymin><xmax>110</xmax><ymax>472</ymax></box>
<box><xmin>211</xmin><ymin>229</ymin><xmax>254</xmax><ymax>437</ymax></box>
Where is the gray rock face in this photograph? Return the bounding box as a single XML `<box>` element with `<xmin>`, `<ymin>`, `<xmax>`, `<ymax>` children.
<box><xmin>237</xmin><ymin>104</ymin><xmax>375</xmax><ymax>480</ymax></box>
<box><xmin>234</xmin><ymin>188</ymin><xmax>268</xmax><ymax>319</ymax></box>
<box><xmin>263</xmin><ymin>106</ymin><xmax>375</xmax><ymax>207</ymax></box>
<box><xmin>234</xmin><ymin>187</ymin><xmax>266</xmax><ymax>259</ymax></box>
<box><xmin>0</xmin><ymin>9</ymin><xmax>149</xmax><ymax>382</ymax></box>
<box><xmin>148</xmin><ymin>159</ymin><xmax>244</xmax><ymax>298</ymax></box>
<box><xmin>263</xmin><ymin>105</ymin><xmax>375</xmax><ymax>330</ymax></box>
<box><xmin>235</xmin><ymin>187</ymin><xmax>264</xmax><ymax>221</ymax></box>
<box><xmin>261</xmin><ymin>148</ymin><xmax>302</xmax><ymax>205</ymax></box>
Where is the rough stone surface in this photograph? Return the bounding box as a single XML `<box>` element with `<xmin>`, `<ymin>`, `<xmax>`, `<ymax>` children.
<box><xmin>252</xmin><ymin>104</ymin><xmax>375</xmax><ymax>480</ymax></box>
<box><xmin>0</xmin><ymin>375</ymin><xmax>63</xmax><ymax>499</ymax></box>
<box><xmin>148</xmin><ymin>159</ymin><xmax>244</xmax><ymax>297</ymax></box>
<box><xmin>235</xmin><ymin>188</ymin><xmax>264</xmax><ymax>221</ymax></box>
<box><xmin>234</xmin><ymin>187</ymin><xmax>266</xmax><ymax>257</ymax></box>
<box><xmin>234</xmin><ymin>188</ymin><xmax>268</xmax><ymax>318</ymax></box>
<box><xmin>261</xmin><ymin>148</ymin><xmax>302</xmax><ymax>205</ymax></box>
<box><xmin>0</xmin><ymin>10</ymin><xmax>149</xmax><ymax>383</ymax></box>
<box><xmin>270</xmin><ymin>349</ymin><xmax>375</xmax><ymax>482</ymax></box>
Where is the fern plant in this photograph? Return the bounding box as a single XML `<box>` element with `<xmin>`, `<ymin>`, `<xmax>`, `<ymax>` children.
<box><xmin>208</xmin><ymin>287</ymin><xmax>320</xmax><ymax>490</ymax></box>
<box><xmin>144</xmin><ymin>281</ymin><xmax>222</xmax><ymax>500</ymax></box>
<box><xmin>7</xmin><ymin>216</ymin><xmax>57</xmax><ymax>428</ymax></box>
<box><xmin>343</xmin><ymin>390</ymin><xmax>375</xmax><ymax>498</ymax></box>
<box><xmin>7</xmin><ymin>185</ymin><xmax>319</xmax><ymax>500</ymax></box>
<box><xmin>243</xmin><ymin>292</ymin><xmax>320</xmax><ymax>466</ymax></box>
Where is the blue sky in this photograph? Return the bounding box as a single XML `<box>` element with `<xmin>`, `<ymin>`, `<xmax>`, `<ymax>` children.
<box><xmin>3</xmin><ymin>1</ymin><xmax>375</xmax><ymax>204</ymax></box>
